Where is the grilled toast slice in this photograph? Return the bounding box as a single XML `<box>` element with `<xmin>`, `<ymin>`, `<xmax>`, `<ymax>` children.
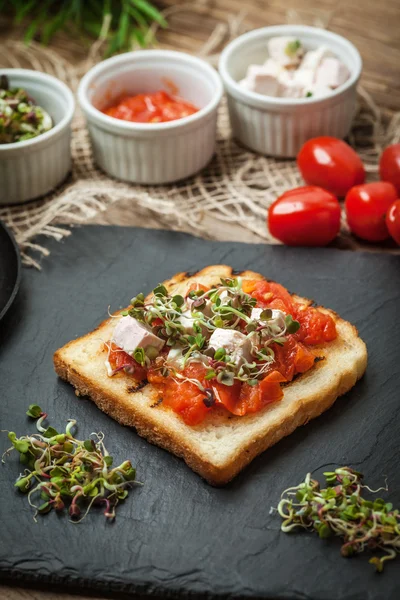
<box><xmin>54</xmin><ymin>265</ymin><xmax>367</xmax><ymax>485</ymax></box>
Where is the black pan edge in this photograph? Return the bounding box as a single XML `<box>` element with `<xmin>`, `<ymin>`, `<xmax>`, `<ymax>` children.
<box><xmin>0</xmin><ymin>220</ymin><xmax>21</xmax><ymax>321</ymax></box>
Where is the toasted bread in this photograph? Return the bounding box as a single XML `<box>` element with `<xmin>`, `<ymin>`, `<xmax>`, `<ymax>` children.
<box><xmin>54</xmin><ymin>266</ymin><xmax>367</xmax><ymax>485</ymax></box>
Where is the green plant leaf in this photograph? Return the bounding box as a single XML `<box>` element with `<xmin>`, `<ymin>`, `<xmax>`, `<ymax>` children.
<box><xmin>38</xmin><ymin>501</ymin><xmax>52</xmax><ymax>514</ymax></box>
<box><xmin>24</xmin><ymin>18</ymin><xmax>40</xmax><ymax>44</ymax></box>
<box><xmin>13</xmin><ymin>438</ymin><xmax>29</xmax><ymax>453</ymax></box>
<box><xmin>41</xmin><ymin>11</ymin><xmax>67</xmax><ymax>45</ymax></box>
<box><xmin>317</xmin><ymin>523</ymin><xmax>332</xmax><ymax>539</ymax></box>
<box><xmin>15</xmin><ymin>0</ymin><xmax>37</xmax><ymax>24</ymax></box>
<box><xmin>83</xmin><ymin>439</ymin><xmax>95</xmax><ymax>452</ymax></box>
<box><xmin>205</xmin><ymin>369</ymin><xmax>216</xmax><ymax>380</ymax></box>
<box><xmin>43</xmin><ymin>426</ymin><xmax>59</xmax><ymax>438</ymax></box>
<box><xmin>131</xmin><ymin>0</ymin><xmax>167</xmax><ymax>27</ymax></box>
<box><xmin>127</xmin><ymin>4</ymin><xmax>148</xmax><ymax>27</ymax></box>
<box><xmin>15</xmin><ymin>477</ymin><xmax>31</xmax><ymax>493</ymax></box>
<box><xmin>214</xmin><ymin>348</ymin><xmax>226</xmax><ymax>361</ymax></box>
<box><xmin>133</xmin><ymin>347</ymin><xmax>146</xmax><ymax>367</ymax></box>
<box><xmin>260</xmin><ymin>309</ymin><xmax>272</xmax><ymax>321</ymax></box>
<box><xmin>117</xmin><ymin>10</ymin><xmax>130</xmax><ymax>49</ymax></box>
<box><xmin>153</xmin><ymin>284</ymin><xmax>168</xmax><ymax>297</ymax></box>
<box><xmin>285</xmin><ymin>314</ymin><xmax>300</xmax><ymax>334</ymax></box>
<box><xmin>172</xmin><ymin>295</ymin><xmax>184</xmax><ymax>307</ymax></box>
<box><xmin>369</xmin><ymin>557</ymin><xmax>384</xmax><ymax>572</ymax></box>
<box><xmin>123</xmin><ymin>467</ymin><xmax>136</xmax><ymax>481</ymax></box>
<box><xmin>26</xmin><ymin>404</ymin><xmax>42</xmax><ymax>418</ymax></box>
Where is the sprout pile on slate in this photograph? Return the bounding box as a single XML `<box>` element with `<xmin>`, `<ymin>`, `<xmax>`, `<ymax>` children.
<box><xmin>2</xmin><ymin>405</ymin><xmax>138</xmax><ymax>523</ymax></box>
<box><xmin>276</xmin><ymin>467</ymin><xmax>400</xmax><ymax>572</ymax></box>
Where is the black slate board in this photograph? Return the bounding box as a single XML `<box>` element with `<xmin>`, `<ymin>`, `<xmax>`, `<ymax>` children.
<box><xmin>0</xmin><ymin>226</ymin><xmax>399</xmax><ymax>600</ymax></box>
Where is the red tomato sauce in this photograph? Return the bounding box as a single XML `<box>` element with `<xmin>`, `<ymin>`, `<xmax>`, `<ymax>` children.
<box><xmin>106</xmin><ymin>342</ymin><xmax>147</xmax><ymax>380</ymax></box>
<box><xmin>107</xmin><ymin>280</ymin><xmax>337</xmax><ymax>426</ymax></box>
<box><xmin>102</xmin><ymin>90</ymin><xmax>199</xmax><ymax>124</ymax></box>
<box><xmin>244</xmin><ymin>280</ymin><xmax>337</xmax><ymax>345</ymax></box>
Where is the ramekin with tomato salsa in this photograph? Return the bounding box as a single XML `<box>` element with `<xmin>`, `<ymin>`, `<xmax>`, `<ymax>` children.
<box><xmin>78</xmin><ymin>50</ymin><xmax>223</xmax><ymax>185</ymax></box>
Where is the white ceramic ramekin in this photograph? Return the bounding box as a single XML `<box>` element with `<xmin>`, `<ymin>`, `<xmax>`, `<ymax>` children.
<box><xmin>78</xmin><ymin>50</ymin><xmax>223</xmax><ymax>185</ymax></box>
<box><xmin>219</xmin><ymin>25</ymin><xmax>362</xmax><ymax>158</ymax></box>
<box><xmin>0</xmin><ymin>69</ymin><xmax>75</xmax><ymax>205</ymax></box>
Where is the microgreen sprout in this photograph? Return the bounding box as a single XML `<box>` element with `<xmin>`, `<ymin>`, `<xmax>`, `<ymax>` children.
<box><xmin>284</xmin><ymin>314</ymin><xmax>300</xmax><ymax>334</ymax></box>
<box><xmin>26</xmin><ymin>404</ymin><xmax>42</xmax><ymax>418</ymax></box>
<box><xmin>153</xmin><ymin>284</ymin><xmax>168</xmax><ymax>297</ymax></box>
<box><xmin>114</xmin><ymin>278</ymin><xmax>305</xmax><ymax>393</ymax></box>
<box><xmin>205</xmin><ymin>369</ymin><xmax>217</xmax><ymax>380</ymax></box>
<box><xmin>275</xmin><ymin>467</ymin><xmax>399</xmax><ymax>572</ymax></box>
<box><xmin>172</xmin><ymin>294</ymin><xmax>185</xmax><ymax>307</ymax></box>
<box><xmin>214</xmin><ymin>348</ymin><xmax>226</xmax><ymax>361</ymax></box>
<box><xmin>2</xmin><ymin>406</ymin><xmax>139</xmax><ymax>523</ymax></box>
<box><xmin>260</xmin><ymin>309</ymin><xmax>273</xmax><ymax>321</ymax></box>
<box><xmin>134</xmin><ymin>347</ymin><xmax>146</xmax><ymax>367</ymax></box>
<box><xmin>202</xmin><ymin>388</ymin><xmax>215</xmax><ymax>408</ymax></box>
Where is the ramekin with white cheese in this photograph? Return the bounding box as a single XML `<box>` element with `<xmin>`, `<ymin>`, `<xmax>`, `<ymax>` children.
<box><xmin>239</xmin><ymin>37</ymin><xmax>350</xmax><ymax>100</ymax></box>
<box><xmin>219</xmin><ymin>25</ymin><xmax>362</xmax><ymax>157</ymax></box>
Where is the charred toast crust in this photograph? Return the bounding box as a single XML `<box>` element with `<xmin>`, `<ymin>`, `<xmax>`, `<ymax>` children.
<box><xmin>53</xmin><ymin>265</ymin><xmax>368</xmax><ymax>486</ymax></box>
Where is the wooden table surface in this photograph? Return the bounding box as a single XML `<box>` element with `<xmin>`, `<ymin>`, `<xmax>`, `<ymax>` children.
<box><xmin>2</xmin><ymin>0</ymin><xmax>400</xmax><ymax>598</ymax></box>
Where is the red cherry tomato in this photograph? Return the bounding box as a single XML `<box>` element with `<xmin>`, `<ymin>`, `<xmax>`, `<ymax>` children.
<box><xmin>344</xmin><ymin>182</ymin><xmax>398</xmax><ymax>242</ymax></box>
<box><xmin>297</xmin><ymin>137</ymin><xmax>365</xmax><ymax>197</ymax></box>
<box><xmin>268</xmin><ymin>186</ymin><xmax>341</xmax><ymax>247</ymax></box>
<box><xmin>386</xmin><ymin>199</ymin><xmax>400</xmax><ymax>245</ymax></box>
<box><xmin>379</xmin><ymin>144</ymin><xmax>400</xmax><ymax>195</ymax></box>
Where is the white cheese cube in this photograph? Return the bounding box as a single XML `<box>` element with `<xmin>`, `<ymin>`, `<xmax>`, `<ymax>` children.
<box><xmin>208</xmin><ymin>328</ymin><xmax>252</xmax><ymax>366</ymax></box>
<box><xmin>239</xmin><ymin>78</ymin><xmax>251</xmax><ymax>90</ymax></box>
<box><xmin>166</xmin><ymin>347</ymin><xmax>185</xmax><ymax>370</ymax></box>
<box><xmin>180</xmin><ymin>309</ymin><xmax>197</xmax><ymax>334</ymax></box>
<box><xmin>245</xmin><ymin>64</ymin><xmax>280</xmax><ymax>97</ymax></box>
<box><xmin>267</xmin><ymin>36</ymin><xmax>304</xmax><ymax>68</ymax></box>
<box><xmin>300</xmin><ymin>45</ymin><xmax>334</xmax><ymax>72</ymax></box>
<box><xmin>250</xmin><ymin>307</ymin><xmax>263</xmax><ymax>321</ymax></box>
<box><xmin>112</xmin><ymin>315</ymin><xmax>164</xmax><ymax>356</ymax></box>
<box><xmin>179</xmin><ymin>309</ymin><xmax>208</xmax><ymax>335</ymax></box>
<box><xmin>262</xmin><ymin>58</ymin><xmax>283</xmax><ymax>76</ymax></box>
<box><xmin>278</xmin><ymin>70</ymin><xmax>304</xmax><ymax>98</ymax></box>
<box><xmin>219</xmin><ymin>290</ymin><xmax>230</xmax><ymax>304</ymax></box>
<box><xmin>315</xmin><ymin>57</ymin><xmax>350</xmax><ymax>89</ymax></box>
<box><xmin>304</xmin><ymin>82</ymin><xmax>333</xmax><ymax>99</ymax></box>
<box><xmin>292</xmin><ymin>68</ymin><xmax>315</xmax><ymax>89</ymax></box>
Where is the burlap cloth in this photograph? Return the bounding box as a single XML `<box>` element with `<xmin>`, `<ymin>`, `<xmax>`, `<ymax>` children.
<box><xmin>0</xmin><ymin>6</ymin><xmax>399</xmax><ymax>268</ymax></box>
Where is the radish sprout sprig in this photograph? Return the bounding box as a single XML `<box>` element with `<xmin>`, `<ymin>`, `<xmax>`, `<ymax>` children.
<box><xmin>115</xmin><ymin>278</ymin><xmax>302</xmax><ymax>390</ymax></box>
<box><xmin>275</xmin><ymin>467</ymin><xmax>399</xmax><ymax>572</ymax></box>
<box><xmin>2</xmin><ymin>405</ymin><xmax>139</xmax><ymax>523</ymax></box>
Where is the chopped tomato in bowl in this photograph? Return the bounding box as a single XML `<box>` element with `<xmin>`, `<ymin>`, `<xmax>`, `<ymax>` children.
<box><xmin>103</xmin><ymin>91</ymin><xmax>199</xmax><ymax>124</ymax></box>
